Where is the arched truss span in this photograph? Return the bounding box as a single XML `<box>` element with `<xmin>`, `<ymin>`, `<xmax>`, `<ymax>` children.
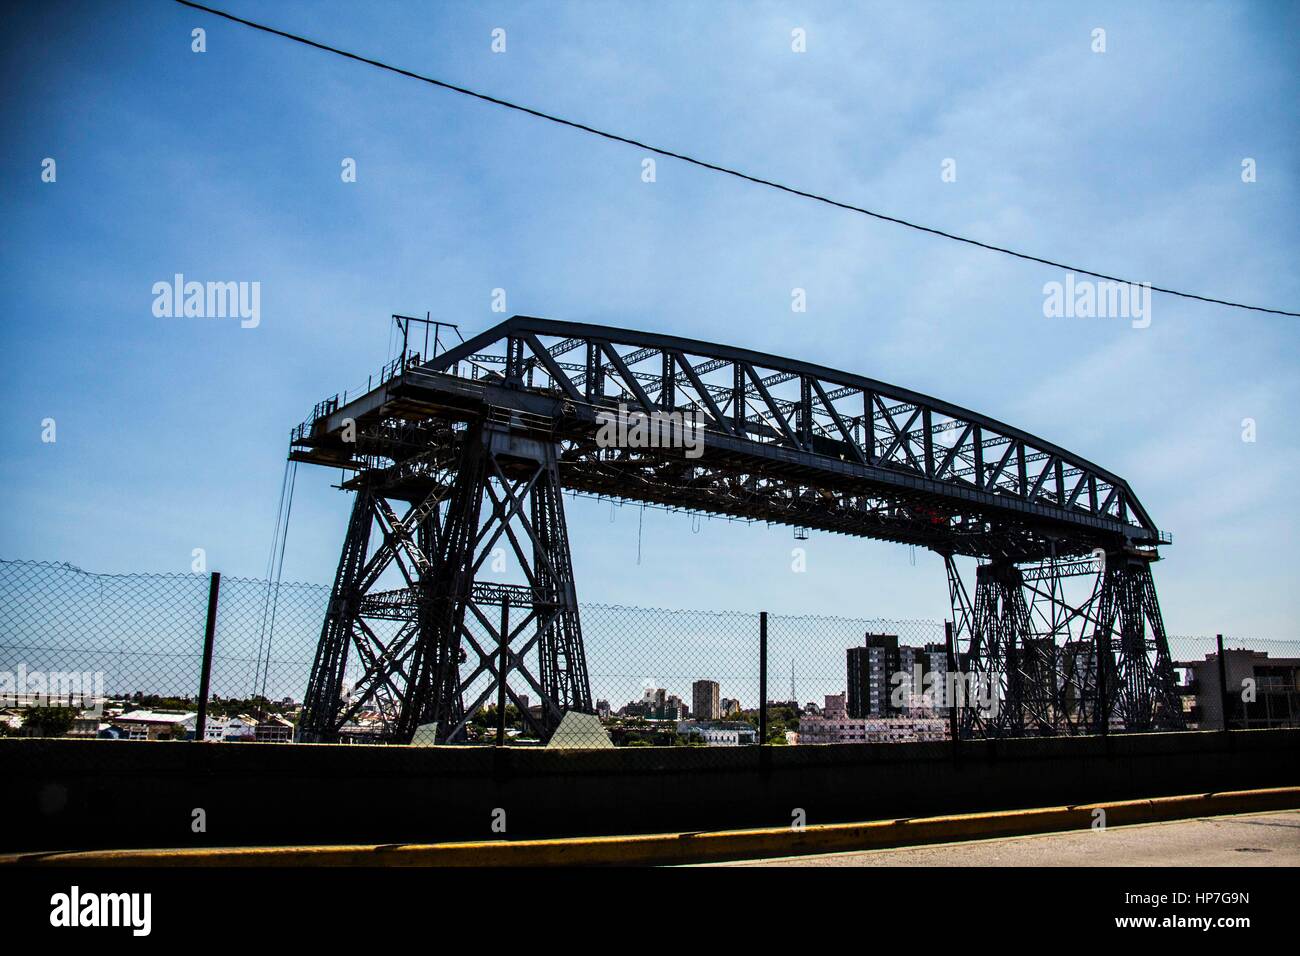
<box><xmin>296</xmin><ymin>315</ymin><xmax>1165</xmax><ymax>563</ymax></box>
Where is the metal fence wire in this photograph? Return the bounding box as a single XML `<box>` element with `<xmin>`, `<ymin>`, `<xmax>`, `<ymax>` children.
<box><xmin>1</xmin><ymin>559</ymin><xmax>1297</xmax><ymax>754</ymax></box>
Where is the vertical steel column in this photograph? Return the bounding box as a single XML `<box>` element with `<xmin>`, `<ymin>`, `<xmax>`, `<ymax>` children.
<box><xmin>388</xmin><ymin>423</ymin><xmax>592</xmax><ymax>744</ymax></box>
<box><xmin>969</xmin><ymin>561</ymin><xmax>1037</xmax><ymax>737</ymax></box>
<box><xmin>532</xmin><ymin>463</ymin><xmax>592</xmax><ymax>725</ymax></box>
<box><xmin>733</xmin><ymin>363</ymin><xmax>745</xmax><ymax>434</ymax></box>
<box><xmin>1093</xmin><ymin>551</ymin><xmax>1183</xmax><ymax>733</ymax></box>
<box><xmin>1096</xmin><ymin>618</ymin><xmax>1110</xmax><ymax>736</ymax></box>
<box><xmin>798</xmin><ymin>376</ymin><xmax>812</xmax><ymax>448</ymax></box>
<box><xmin>497</xmin><ymin>596</ymin><xmax>510</xmax><ymax>746</ymax></box>
<box><xmin>944</xmin><ymin>619</ymin><xmax>958</xmax><ymax>746</ymax></box>
<box><xmin>396</xmin><ymin>430</ymin><xmax>488</xmax><ymax>743</ymax></box>
<box><xmin>299</xmin><ymin>487</ymin><xmax>374</xmax><ymax>742</ymax></box>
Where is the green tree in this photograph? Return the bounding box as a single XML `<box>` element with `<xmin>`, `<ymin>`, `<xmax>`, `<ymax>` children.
<box><xmin>21</xmin><ymin>706</ymin><xmax>78</xmax><ymax>738</ymax></box>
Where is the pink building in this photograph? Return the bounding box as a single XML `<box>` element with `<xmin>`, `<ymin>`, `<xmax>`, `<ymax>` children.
<box><xmin>798</xmin><ymin>694</ymin><xmax>948</xmax><ymax>745</ymax></box>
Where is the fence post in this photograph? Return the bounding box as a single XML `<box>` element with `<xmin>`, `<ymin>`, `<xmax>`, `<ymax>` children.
<box><xmin>759</xmin><ymin>611</ymin><xmax>768</xmax><ymax>747</ymax></box>
<box><xmin>1096</xmin><ymin>626</ymin><xmax>1109</xmax><ymax>736</ymax></box>
<box><xmin>944</xmin><ymin>620</ymin><xmax>959</xmax><ymax>752</ymax></box>
<box><xmin>496</xmin><ymin>596</ymin><xmax>510</xmax><ymax>747</ymax></box>
<box><xmin>195</xmin><ymin>571</ymin><xmax>221</xmax><ymax>742</ymax></box>
<box><xmin>1216</xmin><ymin>633</ymin><xmax>1230</xmax><ymax>731</ymax></box>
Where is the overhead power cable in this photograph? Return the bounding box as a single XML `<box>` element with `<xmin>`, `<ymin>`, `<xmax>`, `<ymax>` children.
<box><xmin>174</xmin><ymin>0</ymin><xmax>1298</xmax><ymax>318</ymax></box>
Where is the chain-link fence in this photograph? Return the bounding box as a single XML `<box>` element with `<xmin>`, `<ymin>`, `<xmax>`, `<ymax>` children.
<box><xmin>1</xmin><ymin>558</ymin><xmax>1297</xmax><ymax>751</ymax></box>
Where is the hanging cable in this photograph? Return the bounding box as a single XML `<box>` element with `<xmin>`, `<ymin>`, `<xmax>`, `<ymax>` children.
<box><xmin>259</xmin><ymin>461</ymin><xmax>297</xmax><ymax>703</ymax></box>
<box><xmin>173</xmin><ymin>0</ymin><xmax>1299</xmax><ymax>318</ymax></box>
<box><xmin>637</xmin><ymin>504</ymin><xmax>645</xmax><ymax>565</ymax></box>
<box><xmin>252</xmin><ymin>459</ymin><xmax>297</xmax><ymax>705</ymax></box>
<box><xmin>251</xmin><ymin>459</ymin><xmax>289</xmax><ymax>699</ymax></box>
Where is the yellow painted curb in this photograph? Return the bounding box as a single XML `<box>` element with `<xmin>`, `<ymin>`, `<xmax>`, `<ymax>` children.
<box><xmin>5</xmin><ymin>786</ymin><xmax>1297</xmax><ymax>867</ymax></box>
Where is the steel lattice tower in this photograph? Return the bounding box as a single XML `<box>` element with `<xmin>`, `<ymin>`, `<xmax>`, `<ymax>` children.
<box><xmin>947</xmin><ymin>550</ymin><xmax>1184</xmax><ymax>738</ymax></box>
<box><xmin>299</xmin><ymin>419</ymin><xmax>592</xmax><ymax>744</ymax></box>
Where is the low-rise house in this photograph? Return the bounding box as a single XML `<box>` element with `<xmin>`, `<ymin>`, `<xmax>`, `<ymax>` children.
<box><xmin>339</xmin><ymin>709</ymin><xmax>387</xmax><ymax>744</ymax></box>
<box><xmin>255</xmin><ymin>713</ymin><xmax>294</xmax><ymax>743</ymax></box>
<box><xmin>66</xmin><ymin>712</ymin><xmax>101</xmax><ymax>737</ymax></box>
<box><xmin>1180</xmin><ymin>649</ymin><xmax>1300</xmax><ymax>729</ymax></box>
<box><xmin>203</xmin><ymin>714</ymin><xmax>258</xmax><ymax>742</ymax></box>
<box><xmin>676</xmin><ymin>720</ymin><xmax>758</xmax><ymax>746</ymax></box>
<box><xmin>110</xmin><ymin>710</ymin><xmax>197</xmax><ymax>740</ymax></box>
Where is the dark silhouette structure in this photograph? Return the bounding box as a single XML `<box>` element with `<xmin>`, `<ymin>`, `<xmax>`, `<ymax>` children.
<box><xmin>291</xmin><ymin>315</ymin><xmax>1182</xmax><ymax>742</ymax></box>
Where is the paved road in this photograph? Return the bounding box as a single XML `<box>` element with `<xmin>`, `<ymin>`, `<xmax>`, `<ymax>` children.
<box><xmin>711</xmin><ymin>810</ymin><xmax>1300</xmax><ymax>866</ymax></box>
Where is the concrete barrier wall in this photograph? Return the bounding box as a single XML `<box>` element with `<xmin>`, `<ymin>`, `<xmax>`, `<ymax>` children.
<box><xmin>2</xmin><ymin>729</ymin><xmax>1297</xmax><ymax>852</ymax></box>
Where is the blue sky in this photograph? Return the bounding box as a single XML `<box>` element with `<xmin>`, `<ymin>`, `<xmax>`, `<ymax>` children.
<box><xmin>2</xmin><ymin>0</ymin><xmax>1297</xmax><ymax>640</ymax></box>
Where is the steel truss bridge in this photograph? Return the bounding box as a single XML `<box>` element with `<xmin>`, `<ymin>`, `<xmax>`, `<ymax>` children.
<box><xmin>290</xmin><ymin>314</ymin><xmax>1184</xmax><ymax>743</ymax></box>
